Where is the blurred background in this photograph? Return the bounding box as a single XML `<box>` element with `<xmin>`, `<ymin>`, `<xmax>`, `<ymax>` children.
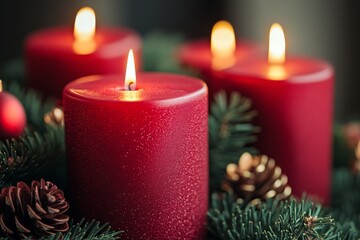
<box><xmin>0</xmin><ymin>0</ymin><xmax>359</xmax><ymax>121</ymax></box>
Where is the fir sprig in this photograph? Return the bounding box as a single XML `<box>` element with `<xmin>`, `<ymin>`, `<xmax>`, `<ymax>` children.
<box><xmin>208</xmin><ymin>193</ymin><xmax>335</xmax><ymax>240</ymax></box>
<box><xmin>0</xmin><ymin>63</ymin><xmax>65</xmax><ymax>187</ymax></box>
<box><xmin>0</xmin><ymin>126</ymin><xmax>64</xmax><ymax>187</ymax></box>
<box><xmin>208</xmin><ymin>192</ymin><xmax>360</xmax><ymax>240</ymax></box>
<box><xmin>0</xmin><ymin>219</ymin><xmax>121</xmax><ymax>240</ymax></box>
<box><xmin>331</xmin><ymin>169</ymin><xmax>360</xmax><ymax>226</ymax></box>
<box><xmin>209</xmin><ymin>91</ymin><xmax>259</xmax><ymax>190</ymax></box>
<box><xmin>38</xmin><ymin>219</ymin><xmax>122</xmax><ymax>240</ymax></box>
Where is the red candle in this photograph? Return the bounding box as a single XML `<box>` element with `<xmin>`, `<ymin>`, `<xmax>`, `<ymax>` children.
<box><xmin>63</xmin><ymin>50</ymin><xmax>208</xmax><ymax>239</ymax></box>
<box><xmin>25</xmin><ymin>7</ymin><xmax>141</xmax><ymax>98</ymax></box>
<box><xmin>212</xmin><ymin>23</ymin><xmax>333</xmax><ymax>203</ymax></box>
<box><xmin>178</xmin><ymin>21</ymin><xmax>260</xmax><ymax>96</ymax></box>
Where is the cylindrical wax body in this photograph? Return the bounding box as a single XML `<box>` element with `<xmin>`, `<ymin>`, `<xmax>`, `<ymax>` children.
<box><xmin>213</xmin><ymin>58</ymin><xmax>333</xmax><ymax>203</ymax></box>
<box><xmin>63</xmin><ymin>73</ymin><xmax>208</xmax><ymax>239</ymax></box>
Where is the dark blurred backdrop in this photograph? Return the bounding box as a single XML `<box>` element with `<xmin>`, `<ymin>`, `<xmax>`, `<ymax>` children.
<box><xmin>0</xmin><ymin>0</ymin><xmax>359</xmax><ymax>121</ymax></box>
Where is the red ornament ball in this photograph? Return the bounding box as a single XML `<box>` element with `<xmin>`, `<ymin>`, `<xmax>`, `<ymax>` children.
<box><xmin>0</xmin><ymin>89</ymin><xmax>26</xmax><ymax>140</ymax></box>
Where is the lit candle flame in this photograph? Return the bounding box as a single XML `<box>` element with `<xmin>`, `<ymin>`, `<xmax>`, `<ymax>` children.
<box><xmin>268</xmin><ymin>23</ymin><xmax>286</xmax><ymax>65</ymax></box>
<box><xmin>74</xmin><ymin>7</ymin><xmax>96</xmax><ymax>42</ymax></box>
<box><xmin>0</xmin><ymin>80</ymin><xmax>2</xmax><ymax>92</ymax></box>
<box><xmin>211</xmin><ymin>20</ymin><xmax>236</xmax><ymax>70</ymax></box>
<box><xmin>267</xmin><ymin>23</ymin><xmax>286</xmax><ymax>80</ymax></box>
<box><xmin>125</xmin><ymin>49</ymin><xmax>136</xmax><ymax>90</ymax></box>
<box><xmin>73</xmin><ymin>7</ymin><xmax>96</xmax><ymax>54</ymax></box>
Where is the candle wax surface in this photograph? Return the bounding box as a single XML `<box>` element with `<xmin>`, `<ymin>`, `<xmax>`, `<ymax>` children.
<box><xmin>221</xmin><ymin>57</ymin><xmax>333</xmax><ymax>82</ymax></box>
<box><xmin>213</xmin><ymin>57</ymin><xmax>333</xmax><ymax>203</ymax></box>
<box><xmin>65</xmin><ymin>73</ymin><xmax>206</xmax><ymax>102</ymax></box>
<box><xmin>64</xmin><ymin>73</ymin><xmax>208</xmax><ymax>239</ymax></box>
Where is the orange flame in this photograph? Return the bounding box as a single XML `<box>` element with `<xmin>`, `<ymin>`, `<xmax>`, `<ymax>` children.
<box><xmin>73</xmin><ymin>7</ymin><xmax>96</xmax><ymax>54</ymax></box>
<box><xmin>211</xmin><ymin>20</ymin><xmax>236</xmax><ymax>70</ymax></box>
<box><xmin>268</xmin><ymin>23</ymin><xmax>286</xmax><ymax>65</ymax></box>
<box><xmin>125</xmin><ymin>49</ymin><xmax>136</xmax><ymax>90</ymax></box>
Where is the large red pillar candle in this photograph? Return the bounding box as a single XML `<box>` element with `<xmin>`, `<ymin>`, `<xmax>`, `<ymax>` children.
<box><xmin>25</xmin><ymin>7</ymin><xmax>141</xmax><ymax>98</ymax></box>
<box><xmin>212</xmin><ymin>24</ymin><xmax>333</xmax><ymax>203</ymax></box>
<box><xmin>178</xmin><ymin>21</ymin><xmax>260</xmax><ymax>96</ymax></box>
<box><xmin>63</xmin><ymin>71</ymin><xmax>208</xmax><ymax>239</ymax></box>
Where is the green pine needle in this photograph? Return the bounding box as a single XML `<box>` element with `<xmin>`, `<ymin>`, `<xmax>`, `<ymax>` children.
<box><xmin>0</xmin><ymin>80</ymin><xmax>64</xmax><ymax>187</ymax></box>
<box><xmin>0</xmin><ymin>219</ymin><xmax>121</xmax><ymax>240</ymax></box>
<box><xmin>37</xmin><ymin>219</ymin><xmax>122</xmax><ymax>240</ymax></box>
<box><xmin>208</xmin><ymin>193</ymin><xmax>335</xmax><ymax>240</ymax></box>
<box><xmin>0</xmin><ymin>126</ymin><xmax>64</xmax><ymax>187</ymax></box>
<box><xmin>331</xmin><ymin>169</ymin><xmax>360</xmax><ymax>226</ymax></box>
<box><xmin>209</xmin><ymin>91</ymin><xmax>259</xmax><ymax>191</ymax></box>
<box><xmin>208</xmin><ymin>192</ymin><xmax>360</xmax><ymax>240</ymax></box>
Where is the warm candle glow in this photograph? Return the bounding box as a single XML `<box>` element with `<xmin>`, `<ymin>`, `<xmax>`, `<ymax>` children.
<box><xmin>268</xmin><ymin>23</ymin><xmax>286</xmax><ymax>65</ymax></box>
<box><xmin>0</xmin><ymin>80</ymin><xmax>2</xmax><ymax>92</ymax></box>
<box><xmin>267</xmin><ymin>65</ymin><xmax>286</xmax><ymax>80</ymax></box>
<box><xmin>211</xmin><ymin>21</ymin><xmax>236</xmax><ymax>59</ymax></box>
<box><xmin>356</xmin><ymin>141</ymin><xmax>360</xmax><ymax>160</ymax></box>
<box><xmin>267</xmin><ymin>23</ymin><xmax>286</xmax><ymax>80</ymax></box>
<box><xmin>74</xmin><ymin>7</ymin><xmax>96</xmax><ymax>42</ymax></box>
<box><xmin>125</xmin><ymin>49</ymin><xmax>136</xmax><ymax>90</ymax></box>
<box><xmin>73</xmin><ymin>7</ymin><xmax>96</xmax><ymax>54</ymax></box>
<box><xmin>211</xmin><ymin>20</ymin><xmax>236</xmax><ymax>70</ymax></box>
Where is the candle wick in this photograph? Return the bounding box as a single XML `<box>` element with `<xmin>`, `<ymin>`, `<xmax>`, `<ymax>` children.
<box><xmin>127</xmin><ymin>82</ymin><xmax>135</xmax><ymax>91</ymax></box>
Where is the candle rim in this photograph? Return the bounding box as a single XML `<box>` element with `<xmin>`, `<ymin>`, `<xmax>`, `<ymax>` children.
<box><xmin>25</xmin><ymin>27</ymin><xmax>141</xmax><ymax>55</ymax></box>
<box><xmin>64</xmin><ymin>73</ymin><xmax>207</xmax><ymax>104</ymax></box>
<box><xmin>217</xmin><ymin>56</ymin><xmax>333</xmax><ymax>84</ymax></box>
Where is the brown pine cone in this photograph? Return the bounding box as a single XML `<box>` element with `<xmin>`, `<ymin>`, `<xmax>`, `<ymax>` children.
<box><xmin>222</xmin><ymin>152</ymin><xmax>292</xmax><ymax>206</ymax></box>
<box><xmin>0</xmin><ymin>179</ymin><xmax>69</xmax><ymax>239</ymax></box>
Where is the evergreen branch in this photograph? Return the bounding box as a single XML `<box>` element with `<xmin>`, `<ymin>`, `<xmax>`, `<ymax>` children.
<box><xmin>0</xmin><ymin>219</ymin><xmax>121</xmax><ymax>240</ymax></box>
<box><xmin>331</xmin><ymin>169</ymin><xmax>360</xmax><ymax>225</ymax></box>
<box><xmin>209</xmin><ymin>91</ymin><xmax>259</xmax><ymax>190</ymax></box>
<box><xmin>0</xmin><ymin>64</ymin><xmax>65</xmax><ymax>187</ymax></box>
<box><xmin>0</xmin><ymin>61</ymin><xmax>66</xmax><ymax>187</ymax></box>
<box><xmin>332</xmin><ymin>221</ymin><xmax>360</xmax><ymax>240</ymax></box>
<box><xmin>38</xmin><ymin>219</ymin><xmax>122</xmax><ymax>240</ymax></box>
<box><xmin>208</xmin><ymin>193</ymin><xmax>335</xmax><ymax>240</ymax></box>
<box><xmin>0</xmin><ymin>126</ymin><xmax>64</xmax><ymax>187</ymax></box>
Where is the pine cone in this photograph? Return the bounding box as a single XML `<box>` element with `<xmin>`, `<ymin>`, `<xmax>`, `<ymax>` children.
<box><xmin>0</xmin><ymin>179</ymin><xmax>69</xmax><ymax>239</ymax></box>
<box><xmin>222</xmin><ymin>152</ymin><xmax>292</xmax><ymax>205</ymax></box>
